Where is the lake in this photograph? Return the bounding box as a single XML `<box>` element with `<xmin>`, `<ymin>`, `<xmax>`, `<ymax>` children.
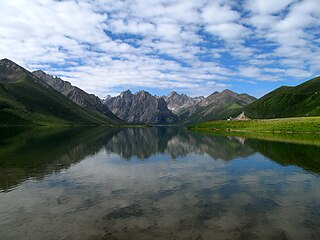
<box><xmin>0</xmin><ymin>127</ymin><xmax>320</xmax><ymax>240</ymax></box>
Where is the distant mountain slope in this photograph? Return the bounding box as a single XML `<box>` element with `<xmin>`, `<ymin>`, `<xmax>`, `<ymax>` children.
<box><xmin>179</xmin><ymin>89</ymin><xmax>256</xmax><ymax>124</ymax></box>
<box><xmin>163</xmin><ymin>91</ymin><xmax>204</xmax><ymax>114</ymax></box>
<box><xmin>33</xmin><ymin>70</ymin><xmax>123</xmax><ymax>124</ymax></box>
<box><xmin>245</xmin><ymin>76</ymin><xmax>320</xmax><ymax>118</ymax></box>
<box><xmin>0</xmin><ymin>59</ymin><xmax>122</xmax><ymax>126</ymax></box>
<box><xmin>104</xmin><ymin>90</ymin><xmax>178</xmax><ymax>124</ymax></box>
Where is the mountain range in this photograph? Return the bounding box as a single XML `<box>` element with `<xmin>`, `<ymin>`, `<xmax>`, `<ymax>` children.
<box><xmin>1</xmin><ymin>58</ymin><xmax>320</xmax><ymax>126</ymax></box>
<box><xmin>104</xmin><ymin>90</ymin><xmax>178</xmax><ymax>124</ymax></box>
<box><xmin>178</xmin><ymin>90</ymin><xmax>256</xmax><ymax>124</ymax></box>
<box><xmin>32</xmin><ymin>70</ymin><xmax>122</xmax><ymax>123</ymax></box>
<box><xmin>103</xmin><ymin>89</ymin><xmax>256</xmax><ymax>124</ymax></box>
<box><xmin>0</xmin><ymin>59</ymin><xmax>122</xmax><ymax>126</ymax></box>
<box><xmin>163</xmin><ymin>91</ymin><xmax>204</xmax><ymax>114</ymax></box>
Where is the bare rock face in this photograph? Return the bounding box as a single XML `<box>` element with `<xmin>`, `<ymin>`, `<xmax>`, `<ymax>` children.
<box><xmin>163</xmin><ymin>91</ymin><xmax>204</xmax><ymax>114</ymax></box>
<box><xmin>33</xmin><ymin>70</ymin><xmax>122</xmax><ymax>123</ymax></box>
<box><xmin>104</xmin><ymin>90</ymin><xmax>178</xmax><ymax>124</ymax></box>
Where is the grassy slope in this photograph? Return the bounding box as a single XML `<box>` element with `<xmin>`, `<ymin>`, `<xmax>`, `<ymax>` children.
<box><xmin>0</xmin><ymin>74</ymin><xmax>121</xmax><ymax>126</ymax></box>
<box><xmin>180</xmin><ymin>102</ymin><xmax>244</xmax><ymax>124</ymax></box>
<box><xmin>179</xmin><ymin>93</ymin><xmax>256</xmax><ymax>124</ymax></box>
<box><xmin>188</xmin><ymin>117</ymin><xmax>320</xmax><ymax>133</ymax></box>
<box><xmin>245</xmin><ymin>76</ymin><xmax>320</xmax><ymax>118</ymax></box>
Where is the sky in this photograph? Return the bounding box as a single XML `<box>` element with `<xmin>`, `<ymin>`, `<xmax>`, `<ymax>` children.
<box><xmin>0</xmin><ymin>0</ymin><xmax>320</xmax><ymax>98</ymax></box>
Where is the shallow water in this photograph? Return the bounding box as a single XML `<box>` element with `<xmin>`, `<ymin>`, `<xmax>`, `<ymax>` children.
<box><xmin>0</xmin><ymin>127</ymin><xmax>320</xmax><ymax>240</ymax></box>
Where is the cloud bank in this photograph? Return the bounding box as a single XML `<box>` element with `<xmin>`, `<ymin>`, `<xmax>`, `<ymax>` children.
<box><xmin>0</xmin><ymin>0</ymin><xmax>319</xmax><ymax>97</ymax></box>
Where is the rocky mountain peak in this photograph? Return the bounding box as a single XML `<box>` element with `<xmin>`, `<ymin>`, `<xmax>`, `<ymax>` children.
<box><xmin>179</xmin><ymin>89</ymin><xmax>257</xmax><ymax>124</ymax></box>
<box><xmin>33</xmin><ymin>70</ymin><xmax>73</xmax><ymax>92</ymax></box>
<box><xmin>0</xmin><ymin>59</ymin><xmax>48</xmax><ymax>87</ymax></box>
<box><xmin>1</xmin><ymin>58</ymin><xmax>16</xmax><ymax>65</ymax></box>
<box><xmin>104</xmin><ymin>90</ymin><xmax>178</xmax><ymax>124</ymax></box>
<box><xmin>136</xmin><ymin>90</ymin><xmax>151</xmax><ymax>97</ymax></box>
<box><xmin>103</xmin><ymin>95</ymin><xmax>112</xmax><ymax>100</ymax></box>
<box><xmin>209</xmin><ymin>91</ymin><xmax>219</xmax><ymax>95</ymax></box>
<box><xmin>164</xmin><ymin>91</ymin><xmax>204</xmax><ymax>114</ymax></box>
<box><xmin>221</xmin><ymin>89</ymin><xmax>236</xmax><ymax>96</ymax></box>
<box><xmin>120</xmin><ymin>90</ymin><xmax>133</xmax><ymax>97</ymax></box>
<box><xmin>33</xmin><ymin>69</ymin><xmax>46</xmax><ymax>75</ymax></box>
<box><xmin>0</xmin><ymin>58</ymin><xmax>24</xmax><ymax>73</ymax></box>
<box><xmin>168</xmin><ymin>91</ymin><xmax>178</xmax><ymax>97</ymax></box>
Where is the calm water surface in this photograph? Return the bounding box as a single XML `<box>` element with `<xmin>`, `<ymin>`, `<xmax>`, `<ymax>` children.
<box><xmin>0</xmin><ymin>127</ymin><xmax>320</xmax><ymax>240</ymax></box>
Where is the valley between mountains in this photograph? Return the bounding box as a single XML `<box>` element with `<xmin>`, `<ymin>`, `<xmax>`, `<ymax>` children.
<box><xmin>1</xmin><ymin>58</ymin><xmax>320</xmax><ymax>127</ymax></box>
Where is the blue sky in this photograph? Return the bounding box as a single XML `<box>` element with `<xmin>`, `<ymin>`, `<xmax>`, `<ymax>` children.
<box><xmin>1</xmin><ymin>0</ymin><xmax>319</xmax><ymax>98</ymax></box>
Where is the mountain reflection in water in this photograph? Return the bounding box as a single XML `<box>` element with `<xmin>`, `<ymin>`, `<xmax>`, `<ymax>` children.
<box><xmin>0</xmin><ymin>126</ymin><xmax>320</xmax><ymax>240</ymax></box>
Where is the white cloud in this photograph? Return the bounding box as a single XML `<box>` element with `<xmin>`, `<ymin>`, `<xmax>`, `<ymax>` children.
<box><xmin>108</xmin><ymin>19</ymin><xmax>156</xmax><ymax>36</ymax></box>
<box><xmin>206</xmin><ymin>23</ymin><xmax>249</xmax><ymax>41</ymax></box>
<box><xmin>239</xmin><ymin>66</ymin><xmax>262</xmax><ymax>78</ymax></box>
<box><xmin>201</xmin><ymin>2</ymin><xmax>239</xmax><ymax>24</ymax></box>
<box><xmin>285</xmin><ymin>68</ymin><xmax>313</xmax><ymax>78</ymax></box>
<box><xmin>246</xmin><ymin>15</ymin><xmax>278</xmax><ymax>29</ymax></box>
<box><xmin>156</xmin><ymin>23</ymin><xmax>181</xmax><ymax>40</ymax></box>
<box><xmin>244</xmin><ymin>0</ymin><xmax>320</xmax><ymax>81</ymax></box>
<box><xmin>245</xmin><ymin>0</ymin><xmax>295</xmax><ymax>14</ymax></box>
<box><xmin>0</xmin><ymin>0</ymin><xmax>319</xmax><ymax>97</ymax></box>
<box><xmin>274</xmin><ymin>0</ymin><xmax>320</xmax><ymax>31</ymax></box>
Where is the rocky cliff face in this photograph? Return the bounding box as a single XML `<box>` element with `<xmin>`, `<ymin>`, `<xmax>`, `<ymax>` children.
<box><xmin>33</xmin><ymin>70</ymin><xmax>122</xmax><ymax>123</ymax></box>
<box><xmin>104</xmin><ymin>90</ymin><xmax>178</xmax><ymax>124</ymax></box>
<box><xmin>163</xmin><ymin>91</ymin><xmax>204</xmax><ymax>114</ymax></box>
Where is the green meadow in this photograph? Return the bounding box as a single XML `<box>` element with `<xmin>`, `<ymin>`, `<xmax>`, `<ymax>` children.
<box><xmin>188</xmin><ymin>117</ymin><xmax>320</xmax><ymax>134</ymax></box>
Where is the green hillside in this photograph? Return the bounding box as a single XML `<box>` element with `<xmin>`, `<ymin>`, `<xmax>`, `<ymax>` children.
<box><xmin>179</xmin><ymin>90</ymin><xmax>256</xmax><ymax>124</ymax></box>
<box><xmin>0</xmin><ymin>59</ymin><xmax>122</xmax><ymax>126</ymax></box>
<box><xmin>188</xmin><ymin>117</ymin><xmax>320</xmax><ymax>133</ymax></box>
<box><xmin>245</xmin><ymin>76</ymin><xmax>320</xmax><ymax>118</ymax></box>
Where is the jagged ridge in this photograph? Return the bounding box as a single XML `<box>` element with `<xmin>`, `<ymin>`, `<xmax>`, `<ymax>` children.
<box><xmin>163</xmin><ymin>91</ymin><xmax>204</xmax><ymax>114</ymax></box>
<box><xmin>0</xmin><ymin>58</ymin><xmax>122</xmax><ymax>126</ymax></box>
<box><xmin>104</xmin><ymin>90</ymin><xmax>178</xmax><ymax>124</ymax></box>
<box><xmin>33</xmin><ymin>70</ymin><xmax>123</xmax><ymax>124</ymax></box>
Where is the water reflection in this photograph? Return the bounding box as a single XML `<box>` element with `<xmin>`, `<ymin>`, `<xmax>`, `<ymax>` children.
<box><xmin>247</xmin><ymin>138</ymin><xmax>320</xmax><ymax>173</ymax></box>
<box><xmin>0</xmin><ymin>127</ymin><xmax>320</xmax><ymax>239</ymax></box>
<box><xmin>0</xmin><ymin>127</ymin><xmax>120</xmax><ymax>191</ymax></box>
<box><xmin>103</xmin><ymin>127</ymin><xmax>254</xmax><ymax>160</ymax></box>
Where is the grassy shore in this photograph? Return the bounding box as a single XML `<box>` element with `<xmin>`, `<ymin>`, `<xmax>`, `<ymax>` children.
<box><xmin>187</xmin><ymin>117</ymin><xmax>320</xmax><ymax>134</ymax></box>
